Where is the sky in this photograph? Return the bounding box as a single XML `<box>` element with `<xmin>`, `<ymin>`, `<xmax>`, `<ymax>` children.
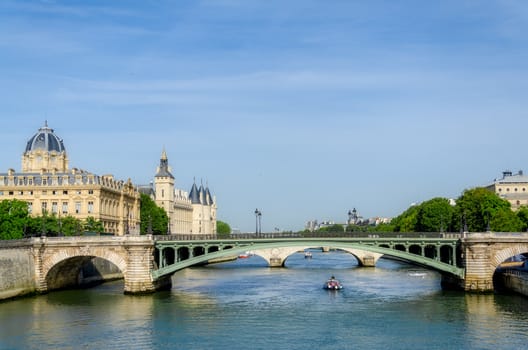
<box><xmin>1</xmin><ymin>0</ymin><xmax>528</xmax><ymax>233</ymax></box>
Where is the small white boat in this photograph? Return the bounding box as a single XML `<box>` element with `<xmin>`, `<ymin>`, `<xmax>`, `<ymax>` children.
<box><xmin>304</xmin><ymin>251</ymin><xmax>313</xmax><ymax>258</ymax></box>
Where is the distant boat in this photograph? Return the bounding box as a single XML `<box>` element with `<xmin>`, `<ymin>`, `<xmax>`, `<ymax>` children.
<box><xmin>238</xmin><ymin>251</ymin><xmax>254</xmax><ymax>259</ymax></box>
<box><xmin>323</xmin><ymin>276</ymin><xmax>343</xmax><ymax>290</ymax></box>
<box><xmin>304</xmin><ymin>251</ymin><xmax>313</xmax><ymax>259</ymax></box>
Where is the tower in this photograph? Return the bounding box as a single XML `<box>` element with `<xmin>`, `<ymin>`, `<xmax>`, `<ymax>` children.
<box><xmin>154</xmin><ymin>149</ymin><xmax>175</xmax><ymax>226</ymax></box>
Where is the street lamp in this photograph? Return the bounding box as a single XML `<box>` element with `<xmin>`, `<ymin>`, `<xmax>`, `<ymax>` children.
<box><xmin>258</xmin><ymin>210</ymin><xmax>262</xmax><ymax>234</ymax></box>
<box><xmin>254</xmin><ymin>208</ymin><xmax>259</xmax><ymax>234</ymax></box>
<box><xmin>254</xmin><ymin>208</ymin><xmax>262</xmax><ymax>234</ymax></box>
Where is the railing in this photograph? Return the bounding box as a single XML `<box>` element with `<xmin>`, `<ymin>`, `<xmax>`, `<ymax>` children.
<box><xmin>153</xmin><ymin>232</ymin><xmax>461</xmax><ymax>241</ymax></box>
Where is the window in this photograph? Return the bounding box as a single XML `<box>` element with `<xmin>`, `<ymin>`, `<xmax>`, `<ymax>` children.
<box><xmin>42</xmin><ymin>179</ymin><xmax>47</xmax><ymax>185</ymax></box>
<box><xmin>75</xmin><ymin>202</ymin><xmax>81</xmax><ymax>214</ymax></box>
<box><xmin>62</xmin><ymin>202</ymin><xmax>68</xmax><ymax>214</ymax></box>
<box><xmin>162</xmin><ymin>189</ymin><xmax>165</xmax><ymax>198</ymax></box>
<box><xmin>88</xmin><ymin>190</ymin><xmax>93</xmax><ymax>194</ymax></box>
<box><xmin>27</xmin><ymin>202</ymin><xmax>33</xmax><ymax>214</ymax></box>
<box><xmin>63</xmin><ymin>190</ymin><xmax>68</xmax><ymax>195</ymax></box>
<box><xmin>29</xmin><ymin>179</ymin><xmax>33</xmax><ymax>185</ymax></box>
<box><xmin>51</xmin><ymin>202</ymin><xmax>58</xmax><ymax>214</ymax></box>
<box><xmin>41</xmin><ymin>202</ymin><xmax>48</xmax><ymax>214</ymax></box>
<box><xmin>88</xmin><ymin>201</ymin><xmax>94</xmax><ymax>214</ymax></box>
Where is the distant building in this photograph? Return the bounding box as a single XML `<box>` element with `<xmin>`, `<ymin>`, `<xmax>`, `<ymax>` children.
<box><xmin>486</xmin><ymin>170</ymin><xmax>528</xmax><ymax>210</ymax></box>
<box><xmin>0</xmin><ymin>122</ymin><xmax>140</xmax><ymax>235</ymax></box>
<box><xmin>139</xmin><ymin>150</ymin><xmax>217</xmax><ymax>235</ymax></box>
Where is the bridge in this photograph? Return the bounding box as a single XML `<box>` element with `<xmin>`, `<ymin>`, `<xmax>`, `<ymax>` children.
<box><xmin>1</xmin><ymin>232</ymin><xmax>528</xmax><ymax>299</ymax></box>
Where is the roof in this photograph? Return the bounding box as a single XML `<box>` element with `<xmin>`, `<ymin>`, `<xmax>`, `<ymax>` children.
<box><xmin>154</xmin><ymin>149</ymin><xmax>174</xmax><ymax>179</ymax></box>
<box><xmin>25</xmin><ymin>121</ymin><xmax>66</xmax><ymax>154</ymax></box>
<box><xmin>491</xmin><ymin>171</ymin><xmax>528</xmax><ymax>185</ymax></box>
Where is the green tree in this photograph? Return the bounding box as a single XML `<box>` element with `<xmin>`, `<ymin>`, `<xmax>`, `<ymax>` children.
<box><xmin>415</xmin><ymin>197</ymin><xmax>455</xmax><ymax>232</ymax></box>
<box><xmin>61</xmin><ymin>216</ymin><xmax>83</xmax><ymax>236</ymax></box>
<box><xmin>516</xmin><ymin>206</ymin><xmax>528</xmax><ymax>232</ymax></box>
<box><xmin>390</xmin><ymin>205</ymin><xmax>420</xmax><ymax>232</ymax></box>
<box><xmin>0</xmin><ymin>199</ymin><xmax>30</xmax><ymax>240</ymax></box>
<box><xmin>84</xmin><ymin>216</ymin><xmax>105</xmax><ymax>234</ymax></box>
<box><xmin>216</xmin><ymin>220</ymin><xmax>231</xmax><ymax>238</ymax></box>
<box><xmin>453</xmin><ymin>187</ymin><xmax>520</xmax><ymax>232</ymax></box>
<box><xmin>317</xmin><ymin>224</ymin><xmax>345</xmax><ymax>233</ymax></box>
<box><xmin>139</xmin><ymin>193</ymin><xmax>168</xmax><ymax>234</ymax></box>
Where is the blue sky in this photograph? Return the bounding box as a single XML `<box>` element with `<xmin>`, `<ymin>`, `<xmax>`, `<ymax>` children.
<box><xmin>1</xmin><ymin>0</ymin><xmax>528</xmax><ymax>232</ymax></box>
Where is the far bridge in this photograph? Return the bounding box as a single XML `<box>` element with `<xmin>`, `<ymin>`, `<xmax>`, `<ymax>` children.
<box><xmin>153</xmin><ymin>233</ymin><xmax>463</xmax><ymax>280</ymax></box>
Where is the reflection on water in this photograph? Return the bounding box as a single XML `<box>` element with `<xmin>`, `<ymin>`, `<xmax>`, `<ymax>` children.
<box><xmin>1</xmin><ymin>250</ymin><xmax>528</xmax><ymax>350</ymax></box>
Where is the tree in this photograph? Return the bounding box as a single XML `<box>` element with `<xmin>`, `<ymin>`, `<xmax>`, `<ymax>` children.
<box><xmin>139</xmin><ymin>194</ymin><xmax>169</xmax><ymax>234</ymax></box>
<box><xmin>390</xmin><ymin>205</ymin><xmax>420</xmax><ymax>232</ymax></box>
<box><xmin>0</xmin><ymin>199</ymin><xmax>30</xmax><ymax>240</ymax></box>
<box><xmin>61</xmin><ymin>216</ymin><xmax>83</xmax><ymax>236</ymax></box>
<box><xmin>216</xmin><ymin>220</ymin><xmax>231</xmax><ymax>238</ymax></box>
<box><xmin>453</xmin><ymin>187</ymin><xmax>520</xmax><ymax>232</ymax></box>
<box><xmin>317</xmin><ymin>224</ymin><xmax>345</xmax><ymax>233</ymax></box>
<box><xmin>415</xmin><ymin>197</ymin><xmax>455</xmax><ymax>232</ymax></box>
<box><xmin>516</xmin><ymin>206</ymin><xmax>528</xmax><ymax>232</ymax></box>
<box><xmin>84</xmin><ymin>216</ymin><xmax>105</xmax><ymax>234</ymax></box>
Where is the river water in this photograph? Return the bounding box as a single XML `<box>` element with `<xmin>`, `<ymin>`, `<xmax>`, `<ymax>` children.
<box><xmin>1</xmin><ymin>250</ymin><xmax>528</xmax><ymax>350</ymax></box>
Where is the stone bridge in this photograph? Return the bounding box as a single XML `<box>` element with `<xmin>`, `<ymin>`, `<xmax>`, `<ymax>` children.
<box><xmin>1</xmin><ymin>232</ymin><xmax>528</xmax><ymax>299</ymax></box>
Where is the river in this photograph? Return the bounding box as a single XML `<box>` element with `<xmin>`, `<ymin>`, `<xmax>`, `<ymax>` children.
<box><xmin>1</xmin><ymin>250</ymin><xmax>528</xmax><ymax>350</ymax></box>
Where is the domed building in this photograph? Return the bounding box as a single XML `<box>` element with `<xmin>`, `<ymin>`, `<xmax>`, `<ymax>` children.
<box><xmin>0</xmin><ymin>122</ymin><xmax>140</xmax><ymax>235</ymax></box>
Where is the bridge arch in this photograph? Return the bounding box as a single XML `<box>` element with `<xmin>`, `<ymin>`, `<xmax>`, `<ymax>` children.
<box><xmin>41</xmin><ymin>247</ymin><xmax>127</xmax><ymax>291</ymax></box>
<box><xmin>491</xmin><ymin>244</ymin><xmax>528</xmax><ymax>269</ymax></box>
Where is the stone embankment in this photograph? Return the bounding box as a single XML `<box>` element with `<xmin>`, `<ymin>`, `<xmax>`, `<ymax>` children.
<box><xmin>0</xmin><ymin>239</ymin><xmax>35</xmax><ymax>300</ymax></box>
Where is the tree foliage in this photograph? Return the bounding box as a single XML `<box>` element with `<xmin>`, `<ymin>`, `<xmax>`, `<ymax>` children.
<box><xmin>216</xmin><ymin>220</ymin><xmax>231</xmax><ymax>238</ymax></box>
<box><xmin>453</xmin><ymin>188</ymin><xmax>522</xmax><ymax>232</ymax></box>
<box><xmin>139</xmin><ymin>193</ymin><xmax>169</xmax><ymax>235</ymax></box>
<box><xmin>415</xmin><ymin>197</ymin><xmax>455</xmax><ymax>232</ymax></box>
<box><xmin>0</xmin><ymin>199</ymin><xmax>29</xmax><ymax>239</ymax></box>
<box><xmin>317</xmin><ymin>224</ymin><xmax>345</xmax><ymax>233</ymax></box>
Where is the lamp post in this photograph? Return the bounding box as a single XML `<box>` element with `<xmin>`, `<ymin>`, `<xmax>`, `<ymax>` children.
<box><xmin>255</xmin><ymin>208</ymin><xmax>259</xmax><ymax>234</ymax></box>
<box><xmin>258</xmin><ymin>210</ymin><xmax>262</xmax><ymax>234</ymax></box>
<box><xmin>254</xmin><ymin>208</ymin><xmax>262</xmax><ymax>234</ymax></box>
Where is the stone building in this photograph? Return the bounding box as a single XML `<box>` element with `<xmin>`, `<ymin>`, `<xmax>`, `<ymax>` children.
<box><xmin>486</xmin><ymin>170</ymin><xmax>528</xmax><ymax>210</ymax></box>
<box><xmin>0</xmin><ymin>122</ymin><xmax>140</xmax><ymax>235</ymax></box>
<box><xmin>139</xmin><ymin>150</ymin><xmax>217</xmax><ymax>235</ymax></box>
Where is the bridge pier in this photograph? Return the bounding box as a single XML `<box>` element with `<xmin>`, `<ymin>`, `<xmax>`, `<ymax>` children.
<box><xmin>123</xmin><ymin>236</ymin><xmax>172</xmax><ymax>294</ymax></box>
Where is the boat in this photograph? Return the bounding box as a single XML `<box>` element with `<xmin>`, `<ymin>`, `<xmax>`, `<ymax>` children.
<box><xmin>323</xmin><ymin>276</ymin><xmax>343</xmax><ymax>290</ymax></box>
<box><xmin>238</xmin><ymin>251</ymin><xmax>254</xmax><ymax>259</ymax></box>
<box><xmin>304</xmin><ymin>251</ymin><xmax>312</xmax><ymax>259</ymax></box>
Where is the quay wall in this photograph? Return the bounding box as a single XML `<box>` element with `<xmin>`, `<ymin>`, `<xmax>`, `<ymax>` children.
<box><xmin>500</xmin><ymin>271</ymin><xmax>528</xmax><ymax>297</ymax></box>
<box><xmin>0</xmin><ymin>240</ymin><xmax>36</xmax><ymax>300</ymax></box>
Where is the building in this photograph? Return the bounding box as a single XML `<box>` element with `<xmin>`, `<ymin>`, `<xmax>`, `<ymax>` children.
<box><xmin>139</xmin><ymin>150</ymin><xmax>217</xmax><ymax>235</ymax></box>
<box><xmin>0</xmin><ymin>122</ymin><xmax>140</xmax><ymax>235</ymax></box>
<box><xmin>486</xmin><ymin>170</ymin><xmax>528</xmax><ymax>210</ymax></box>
